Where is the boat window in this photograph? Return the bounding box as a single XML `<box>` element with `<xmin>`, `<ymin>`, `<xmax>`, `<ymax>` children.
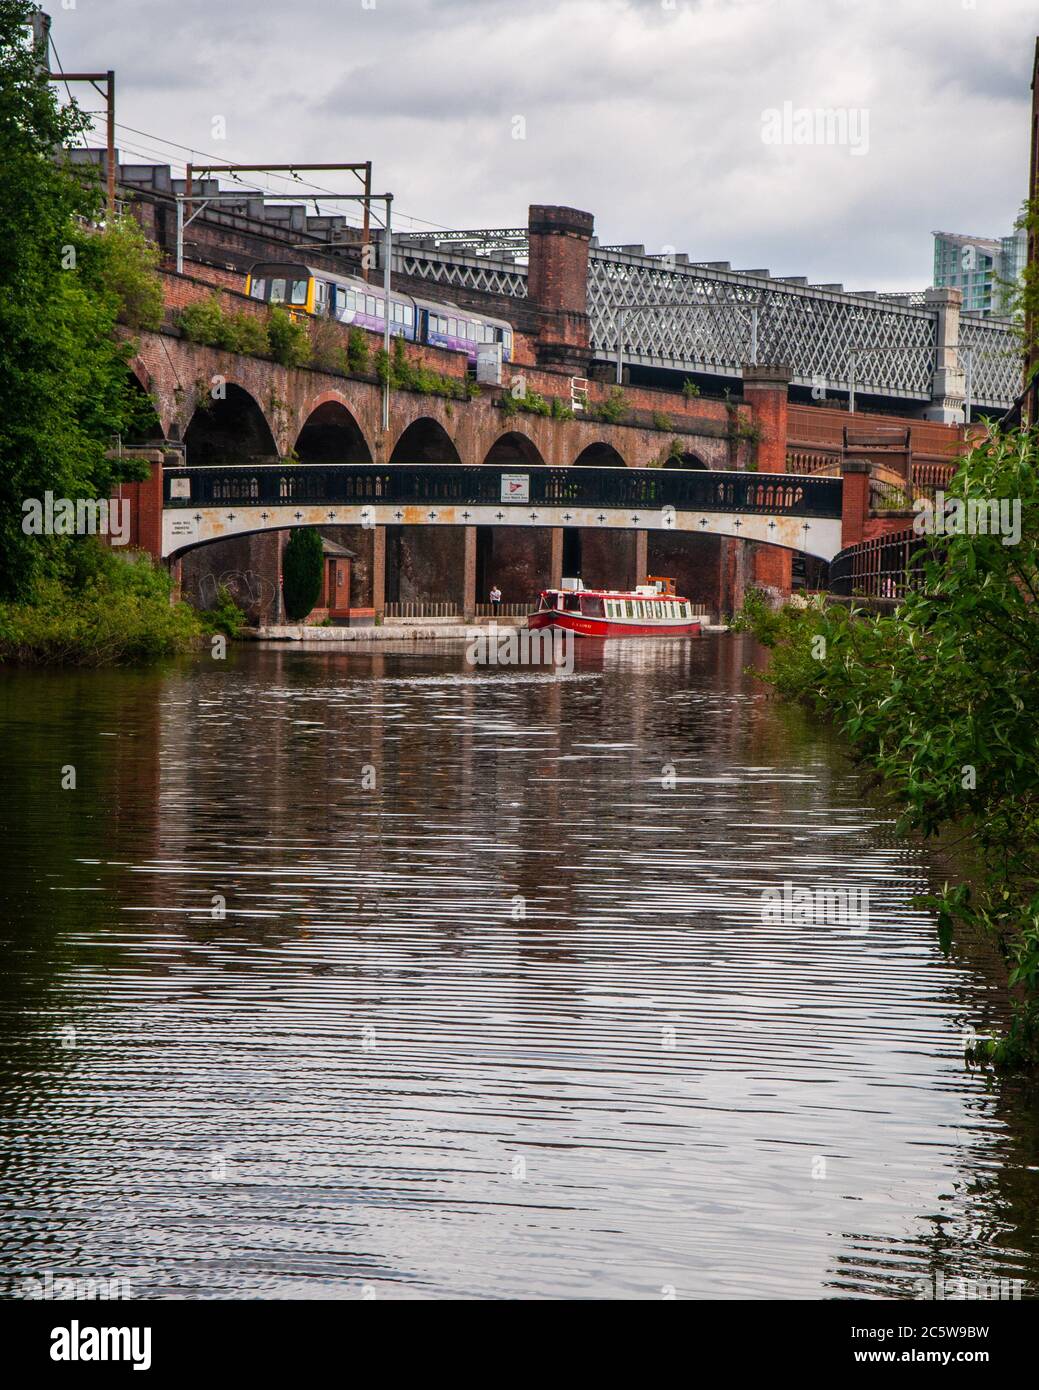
<box><xmin>565</xmin><ymin>593</ymin><xmax>581</xmax><ymax>612</ymax></box>
<box><xmin>583</xmin><ymin>597</ymin><xmax>604</xmax><ymax>617</ymax></box>
<box><xmin>625</xmin><ymin>601</ymin><xmax>633</xmax><ymax>618</ymax></box>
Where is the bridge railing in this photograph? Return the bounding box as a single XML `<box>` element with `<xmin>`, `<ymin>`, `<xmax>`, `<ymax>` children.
<box><xmin>829</xmin><ymin>525</ymin><xmax>928</xmax><ymax>599</ymax></box>
<box><xmin>163</xmin><ymin>464</ymin><xmax>844</xmax><ymax>518</ymax></box>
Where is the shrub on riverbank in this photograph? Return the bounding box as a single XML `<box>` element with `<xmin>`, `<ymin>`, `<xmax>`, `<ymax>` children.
<box><xmin>197</xmin><ymin>583</ymin><xmax>248</xmax><ymax>639</ymax></box>
<box><xmin>734</xmin><ymin>426</ymin><xmax>1039</xmax><ymax>1069</ymax></box>
<box><xmin>0</xmin><ymin>542</ymin><xmax>203</xmax><ymax>666</ymax></box>
<box><xmin>282</xmin><ymin>528</ymin><xmax>325</xmax><ymax>621</ymax></box>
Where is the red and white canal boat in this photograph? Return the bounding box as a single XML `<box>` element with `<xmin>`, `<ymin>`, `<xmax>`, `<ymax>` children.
<box><xmin>527</xmin><ymin>577</ymin><xmax>702</xmax><ymax>639</ymax></box>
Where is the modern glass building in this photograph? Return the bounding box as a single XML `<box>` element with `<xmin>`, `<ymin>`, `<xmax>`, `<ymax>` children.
<box><xmin>932</xmin><ymin>229</ymin><xmax>1024</xmax><ymax>316</ymax></box>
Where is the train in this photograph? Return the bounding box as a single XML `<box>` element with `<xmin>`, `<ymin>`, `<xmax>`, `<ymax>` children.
<box><xmin>244</xmin><ymin>261</ymin><xmax>514</xmax><ymax>365</ymax></box>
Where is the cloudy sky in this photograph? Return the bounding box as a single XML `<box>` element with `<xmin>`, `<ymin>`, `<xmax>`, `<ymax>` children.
<box><xmin>51</xmin><ymin>0</ymin><xmax>1037</xmax><ymax>291</ymax></box>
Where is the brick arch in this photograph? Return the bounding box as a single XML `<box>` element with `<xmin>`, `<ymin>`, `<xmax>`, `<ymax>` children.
<box><xmin>389</xmin><ymin>415</ymin><xmax>461</xmax><ymax>464</ymax></box>
<box><xmin>664</xmin><ymin>449</ymin><xmax>709</xmax><ymax>470</ymax></box>
<box><xmin>573</xmin><ymin>441</ymin><xmax>627</xmax><ymax>467</ymax></box>
<box><xmin>482</xmin><ymin>430</ymin><xmax>547</xmax><ymax>467</ymax></box>
<box><xmin>184</xmin><ymin>381</ymin><xmax>280</xmax><ymax>465</ymax></box>
<box><xmin>127</xmin><ymin>354</ymin><xmax>153</xmax><ymax>395</ymax></box>
<box><xmin>295</xmin><ymin>394</ymin><xmax>373</xmax><ymax>463</ymax></box>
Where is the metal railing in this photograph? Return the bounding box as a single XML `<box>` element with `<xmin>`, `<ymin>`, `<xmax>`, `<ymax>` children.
<box><xmin>383</xmin><ymin>601</ymin><xmax>459</xmax><ymax>620</ymax></box>
<box><xmin>829</xmin><ymin>526</ymin><xmax>927</xmax><ymax>599</ymax></box>
<box><xmin>164</xmin><ymin>463</ymin><xmax>844</xmax><ymax>519</ymax></box>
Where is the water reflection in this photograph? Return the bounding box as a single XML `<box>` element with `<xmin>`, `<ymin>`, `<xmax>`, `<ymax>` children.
<box><xmin>0</xmin><ymin>637</ymin><xmax>1036</xmax><ymax>1300</ymax></box>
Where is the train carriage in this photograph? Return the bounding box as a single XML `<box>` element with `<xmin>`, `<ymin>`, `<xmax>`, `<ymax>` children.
<box><xmin>245</xmin><ymin>262</ymin><xmax>513</xmax><ymax>365</ymax></box>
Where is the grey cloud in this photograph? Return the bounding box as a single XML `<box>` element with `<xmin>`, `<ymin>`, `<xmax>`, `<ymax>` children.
<box><xmin>52</xmin><ymin>0</ymin><xmax>1036</xmax><ymax>290</ymax></box>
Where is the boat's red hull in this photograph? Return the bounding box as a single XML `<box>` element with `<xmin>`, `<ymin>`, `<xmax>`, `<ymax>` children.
<box><xmin>527</xmin><ymin>611</ymin><xmax>701</xmax><ymax>639</ymax></box>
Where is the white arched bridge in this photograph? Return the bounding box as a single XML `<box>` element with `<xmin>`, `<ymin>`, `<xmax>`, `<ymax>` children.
<box><xmin>161</xmin><ymin>464</ymin><xmax>845</xmax><ymax>562</ymax></box>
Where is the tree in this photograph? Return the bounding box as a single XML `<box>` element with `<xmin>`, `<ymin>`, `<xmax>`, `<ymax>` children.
<box><xmin>0</xmin><ymin>0</ymin><xmax>144</xmax><ymax>600</ymax></box>
<box><xmin>282</xmin><ymin>528</ymin><xmax>324</xmax><ymax>620</ymax></box>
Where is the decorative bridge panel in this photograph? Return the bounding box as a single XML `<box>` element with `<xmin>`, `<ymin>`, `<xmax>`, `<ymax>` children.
<box><xmin>588</xmin><ymin>250</ymin><xmax>940</xmax><ymax>399</ymax></box>
<box><xmin>391</xmin><ymin>242</ymin><xmax>1018</xmax><ymax>409</ymax></box>
<box><xmin>959</xmin><ymin>315</ymin><xmax>1023</xmax><ymax>409</ymax></box>
<box><xmin>162</xmin><ymin>464</ymin><xmax>844</xmax><ymax>563</ymax></box>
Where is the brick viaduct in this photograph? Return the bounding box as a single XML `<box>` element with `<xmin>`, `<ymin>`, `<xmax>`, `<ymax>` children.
<box><xmin>116</xmin><ymin>200</ymin><xmax>971</xmax><ymax>623</ymax></box>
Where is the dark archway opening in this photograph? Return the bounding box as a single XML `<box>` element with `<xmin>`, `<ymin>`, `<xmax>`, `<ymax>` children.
<box><xmin>390</xmin><ymin>417</ymin><xmax>460</xmax><ymax>464</ymax></box>
<box><xmin>483</xmin><ymin>432</ymin><xmax>546</xmax><ymax>468</ymax></box>
<box><xmin>184</xmin><ymin>384</ymin><xmax>279</xmax><ymax>465</ymax></box>
<box><xmin>573</xmin><ymin>444</ymin><xmax>626</xmax><ymax>586</ymax></box>
<box><xmin>664</xmin><ymin>451</ymin><xmax>708</xmax><ymax>470</ymax></box>
<box><xmin>295</xmin><ymin>401</ymin><xmax>372</xmax><ymax>463</ymax></box>
<box><xmin>573</xmin><ymin>442</ymin><xmax>626</xmax><ymax>468</ymax></box>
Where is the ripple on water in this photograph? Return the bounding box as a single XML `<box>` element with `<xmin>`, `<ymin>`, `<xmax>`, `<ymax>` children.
<box><xmin>0</xmin><ymin>637</ymin><xmax>1035</xmax><ymax>1300</ymax></box>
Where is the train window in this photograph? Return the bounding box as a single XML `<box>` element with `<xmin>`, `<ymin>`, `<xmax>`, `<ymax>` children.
<box><xmin>291</xmin><ymin>279</ymin><xmax>308</xmax><ymax>305</ymax></box>
<box><xmin>365</xmin><ymin>295</ymin><xmax>375</xmax><ymax>315</ymax></box>
<box><xmin>250</xmin><ymin>277</ymin><xmax>266</xmax><ymax>300</ymax></box>
<box><xmin>404</xmin><ymin>306</ymin><xmax>414</xmax><ymax>325</ymax></box>
<box><xmin>270</xmin><ymin>278</ymin><xmax>287</xmax><ymax>303</ymax></box>
<box><xmin>315</xmin><ymin>281</ymin><xmax>328</xmax><ymax>309</ymax></box>
<box><xmin>375</xmin><ymin>299</ymin><xmax>385</xmax><ymax>318</ymax></box>
<box><xmin>448</xmin><ymin>318</ymin><xmax>457</xmax><ymax>336</ymax></box>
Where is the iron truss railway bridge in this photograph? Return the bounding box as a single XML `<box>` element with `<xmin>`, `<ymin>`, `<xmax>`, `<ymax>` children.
<box><xmin>393</xmin><ymin>232</ymin><xmax>1020</xmax><ymax>411</ymax></box>
<box><xmin>161</xmin><ymin>463</ymin><xmax>845</xmax><ymax>563</ymax></box>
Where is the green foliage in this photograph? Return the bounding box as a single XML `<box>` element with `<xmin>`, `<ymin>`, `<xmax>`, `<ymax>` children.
<box><xmin>346</xmin><ymin>326</ymin><xmax>370</xmax><ymax>373</ymax></box>
<box><xmin>226</xmin><ymin>310</ymin><xmax>269</xmax><ymax>356</ymax></box>
<box><xmin>0</xmin><ymin>0</ymin><xmax>149</xmax><ymax>601</ymax></box>
<box><xmin>0</xmin><ymin>540</ymin><xmax>202</xmax><ymax>665</ymax></box>
<box><xmin>81</xmin><ymin>214</ymin><xmax>164</xmax><ymax>331</ymax></box>
<box><xmin>308</xmin><ymin>315</ymin><xmax>346</xmax><ymax>372</ymax></box>
<box><xmin>735</xmin><ymin>427</ymin><xmax>1039</xmax><ymax>1067</ymax></box>
<box><xmin>179</xmin><ymin>296</ymin><xmax>312</xmax><ymax>366</ymax></box>
<box><xmin>500</xmin><ymin>386</ymin><xmax>573</xmax><ymax>419</ymax></box>
<box><xmin>267</xmin><ymin>307</ymin><xmax>312</xmax><ymax>367</ymax></box>
<box><xmin>282</xmin><ymin>527</ymin><xmax>325</xmax><ymax>621</ymax></box>
<box><xmin>652</xmin><ymin>411</ymin><xmax>672</xmax><ymax>431</ymax></box>
<box><xmin>378</xmin><ymin>336</ymin><xmax>477</xmax><ymax>399</ymax></box>
<box><xmin>198</xmin><ymin>583</ymin><xmax>247</xmax><ymax>638</ymax></box>
<box><xmin>682</xmin><ymin>379</ymin><xmax>701</xmax><ymax>399</ymax></box>
<box><xmin>177</xmin><ymin>294</ymin><xmax>229</xmax><ymax>347</ymax></box>
<box><xmin>596</xmin><ymin>387</ymin><xmax>629</xmax><ymax>424</ymax></box>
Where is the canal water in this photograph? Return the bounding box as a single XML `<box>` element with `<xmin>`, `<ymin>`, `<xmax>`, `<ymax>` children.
<box><xmin>0</xmin><ymin>636</ymin><xmax>1036</xmax><ymax>1300</ymax></box>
